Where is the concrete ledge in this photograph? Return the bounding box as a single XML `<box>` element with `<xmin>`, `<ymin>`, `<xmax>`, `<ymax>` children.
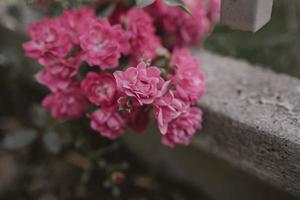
<box><xmin>221</xmin><ymin>0</ymin><xmax>273</xmax><ymax>32</ymax></box>
<box><xmin>196</xmin><ymin>50</ymin><xmax>300</xmax><ymax>195</ymax></box>
<box><xmin>125</xmin><ymin>50</ymin><xmax>300</xmax><ymax>200</ymax></box>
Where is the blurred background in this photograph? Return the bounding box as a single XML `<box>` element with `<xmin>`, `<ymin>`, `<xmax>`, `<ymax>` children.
<box><xmin>0</xmin><ymin>0</ymin><xmax>299</xmax><ymax>199</ymax></box>
<box><xmin>206</xmin><ymin>0</ymin><xmax>300</xmax><ymax>78</ymax></box>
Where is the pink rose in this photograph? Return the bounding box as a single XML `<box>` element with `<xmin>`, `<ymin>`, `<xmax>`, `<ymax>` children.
<box><xmin>38</xmin><ymin>52</ymin><xmax>82</xmax><ymax>71</ymax></box>
<box><xmin>172</xmin><ymin>69</ymin><xmax>205</xmax><ymax>103</ymax></box>
<box><xmin>146</xmin><ymin>0</ymin><xmax>212</xmax><ymax>48</ymax></box>
<box><xmin>79</xmin><ymin>19</ymin><xmax>129</xmax><ymax>69</ymax></box>
<box><xmin>36</xmin><ymin>53</ymin><xmax>82</xmax><ymax>92</ymax></box>
<box><xmin>23</xmin><ymin>17</ymin><xmax>72</xmax><ymax>59</ymax></box>
<box><xmin>170</xmin><ymin>49</ymin><xmax>205</xmax><ymax>103</ymax></box>
<box><xmin>178</xmin><ymin>0</ymin><xmax>210</xmax><ymax>45</ymax></box>
<box><xmin>62</xmin><ymin>6</ymin><xmax>97</xmax><ymax>45</ymax></box>
<box><xmin>112</xmin><ymin>25</ymin><xmax>131</xmax><ymax>54</ymax></box>
<box><xmin>114</xmin><ymin>62</ymin><xmax>169</xmax><ymax>105</ymax></box>
<box><xmin>42</xmin><ymin>83</ymin><xmax>88</xmax><ymax>119</ymax></box>
<box><xmin>81</xmin><ymin>72</ymin><xmax>117</xmax><ymax>106</ymax></box>
<box><xmin>90</xmin><ymin>108</ymin><xmax>125</xmax><ymax>139</ymax></box>
<box><xmin>36</xmin><ymin>69</ymin><xmax>71</xmax><ymax>92</ymax></box>
<box><xmin>125</xmin><ymin>8</ymin><xmax>160</xmax><ymax>61</ymax></box>
<box><xmin>162</xmin><ymin>107</ymin><xmax>203</xmax><ymax>147</ymax></box>
<box><xmin>153</xmin><ymin>91</ymin><xmax>188</xmax><ymax>135</ymax></box>
<box><xmin>171</xmin><ymin>48</ymin><xmax>199</xmax><ymax>71</ymax></box>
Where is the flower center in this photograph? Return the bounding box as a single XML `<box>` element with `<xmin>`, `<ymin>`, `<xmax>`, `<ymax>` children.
<box><xmin>92</xmin><ymin>37</ymin><xmax>104</xmax><ymax>52</ymax></box>
<box><xmin>97</xmin><ymin>84</ymin><xmax>112</xmax><ymax>99</ymax></box>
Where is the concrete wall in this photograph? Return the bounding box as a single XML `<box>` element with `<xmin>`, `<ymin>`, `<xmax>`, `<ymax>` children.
<box><xmin>221</xmin><ymin>0</ymin><xmax>274</xmax><ymax>31</ymax></box>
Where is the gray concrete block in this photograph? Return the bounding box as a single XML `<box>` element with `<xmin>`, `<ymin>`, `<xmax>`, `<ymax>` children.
<box><xmin>221</xmin><ymin>0</ymin><xmax>274</xmax><ymax>31</ymax></box>
<box><xmin>124</xmin><ymin>50</ymin><xmax>300</xmax><ymax>199</ymax></box>
<box><xmin>195</xmin><ymin>50</ymin><xmax>300</xmax><ymax>196</ymax></box>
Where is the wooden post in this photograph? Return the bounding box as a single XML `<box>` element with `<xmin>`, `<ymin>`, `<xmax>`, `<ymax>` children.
<box><xmin>220</xmin><ymin>0</ymin><xmax>274</xmax><ymax>32</ymax></box>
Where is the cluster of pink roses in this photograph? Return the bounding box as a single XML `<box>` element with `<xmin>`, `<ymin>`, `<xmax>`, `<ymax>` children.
<box><xmin>23</xmin><ymin>0</ymin><xmax>220</xmax><ymax>147</ymax></box>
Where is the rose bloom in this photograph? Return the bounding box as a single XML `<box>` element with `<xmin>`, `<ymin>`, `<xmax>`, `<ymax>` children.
<box><xmin>146</xmin><ymin>0</ymin><xmax>212</xmax><ymax>48</ymax></box>
<box><xmin>153</xmin><ymin>91</ymin><xmax>188</xmax><ymax>135</ymax></box>
<box><xmin>178</xmin><ymin>0</ymin><xmax>211</xmax><ymax>45</ymax></box>
<box><xmin>114</xmin><ymin>62</ymin><xmax>169</xmax><ymax>105</ymax></box>
<box><xmin>79</xmin><ymin>19</ymin><xmax>129</xmax><ymax>69</ymax></box>
<box><xmin>23</xmin><ymin>17</ymin><xmax>72</xmax><ymax>59</ymax></box>
<box><xmin>162</xmin><ymin>107</ymin><xmax>203</xmax><ymax>147</ymax></box>
<box><xmin>172</xmin><ymin>70</ymin><xmax>205</xmax><ymax>103</ymax></box>
<box><xmin>171</xmin><ymin>48</ymin><xmax>199</xmax><ymax>71</ymax></box>
<box><xmin>81</xmin><ymin>72</ymin><xmax>117</xmax><ymax>106</ymax></box>
<box><xmin>36</xmin><ymin>52</ymin><xmax>82</xmax><ymax>92</ymax></box>
<box><xmin>42</xmin><ymin>82</ymin><xmax>88</xmax><ymax>120</ymax></box>
<box><xmin>62</xmin><ymin>6</ymin><xmax>97</xmax><ymax>45</ymax></box>
<box><xmin>170</xmin><ymin>48</ymin><xmax>205</xmax><ymax>103</ymax></box>
<box><xmin>125</xmin><ymin>8</ymin><xmax>160</xmax><ymax>61</ymax></box>
<box><xmin>90</xmin><ymin>108</ymin><xmax>125</xmax><ymax>139</ymax></box>
<box><xmin>36</xmin><ymin>69</ymin><xmax>72</xmax><ymax>92</ymax></box>
<box><xmin>112</xmin><ymin>24</ymin><xmax>131</xmax><ymax>54</ymax></box>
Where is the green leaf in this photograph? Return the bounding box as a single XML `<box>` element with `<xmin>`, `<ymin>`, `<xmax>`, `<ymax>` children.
<box><xmin>43</xmin><ymin>131</ymin><xmax>62</xmax><ymax>154</ymax></box>
<box><xmin>164</xmin><ymin>0</ymin><xmax>191</xmax><ymax>14</ymax></box>
<box><xmin>29</xmin><ymin>104</ymin><xmax>48</xmax><ymax>128</ymax></box>
<box><xmin>135</xmin><ymin>0</ymin><xmax>155</xmax><ymax>7</ymax></box>
<box><xmin>97</xmin><ymin>2</ymin><xmax>117</xmax><ymax>17</ymax></box>
<box><xmin>2</xmin><ymin>130</ymin><xmax>37</xmax><ymax>150</ymax></box>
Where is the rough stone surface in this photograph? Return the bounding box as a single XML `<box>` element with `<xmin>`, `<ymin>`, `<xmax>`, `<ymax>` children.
<box><xmin>221</xmin><ymin>0</ymin><xmax>274</xmax><ymax>31</ymax></box>
<box><xmin>195</xmin><ymin>50</ymin><xmax>300</xmax><ymax>196</ymax></box>
<box><xmin>125</xmin><ymin>122</ymin><xmax>299</xmax><ymax>200</ymax></box>
<box><xmin>125</xmin><ymin>50</ymin><xmax>300</xmax><ymax>200</ymax></box>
